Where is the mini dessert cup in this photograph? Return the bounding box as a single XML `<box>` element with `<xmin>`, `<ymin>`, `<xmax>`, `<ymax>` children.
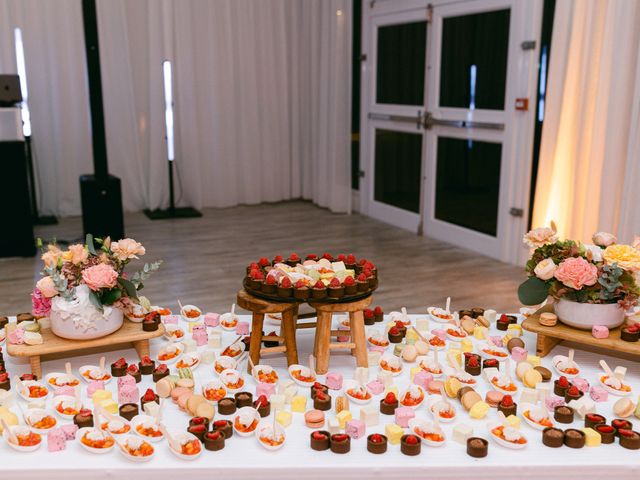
<box><xmin>619</xmin><ymin>429</ymin><xmax>640</xmax><ymax>449</ymax></box>
<box><xmin>466</xmin><ymin>437</ymin><xmax>488</xmax><ymax>458</ymax></box>
<box><xmin>400</xmin><ymin>434</ymin><xmax>421</xmax><ymax>456</ymax></box>
<box><xmin>119</xmin><ymin>403</ymin><xmax>139</xmax><ymax>422</ymax></box>
<box><xmin>293</xmin><ymin>286</ymin><xmax>310</xmax><ymax>300</ymax></box>
<box><xmin>212</xmin><ymin>419</ymin><xmax>233</xmax><ymax>439</ymax></box>
<box><xmin>327</xmin><ymin>285</ymin><xmax>345</xmax><ymax>299</ymax></box>
<box><xmin>217</xmin><ymin>397</ymin><xmax>237</xmax><ymax>415</ymax></box>
<box><xmin>330</xmin><ymin>433</ymin><xmax>350</xmax><ymax>454</ymax></box>
<box><xmin>152</xmin><ymin>366</ymin><xmax>170</xmax><ymax>383</ymax></box>
<box><xmin>313</xmin><ymin>392</ymin><xmax>332</xmax><ymax>411</ymax></box>
<box><xmin>612</xmin><ymin>419</ymin><xmax>633</xmax><ymax>436</ymax></box>
<box><xmin>620</xmin><ymin>327</ymin><xmax>639</xmax><ymax>342</ymax></box>
<box><xmin>584</xmin><ymin>413</ymin><xmax>606</xmax><ymax>429</ymax></box>
<box><xmin>277</xmin><ymin>285</ymin><xmax>293</xmax><ymax>298</ymax></box>
<box><xmin>563</xmin><ymin>428</ymin><xmax>586</xmax><ymax>448</ymax></box>
<box><xmin>380</xmin><ymin>397</ymin><xmax>399</xmax><ymax>415</ymax></box>
<box><xmin>554</xmin><ymin>405</ymin><xmax>574</xmax><ymax>424</ymax></box>
<box><xmin>138</xmin><ymin>359</ymin><xmax>155</xmax><ymax>376</ymax></box>
<box><xmin>310</xmin><ymin>430</ymin><xmax>331</xmax><ymax>451</ymax></box>
<box><xmin>111</xmin><ymin>360</ymin><xmax>128</xmax><ymax>378</ymax></box>
<box><xmin>187</xmin><ymin>423</ymin><xmax>207</xmax><ymax>441</ymax></box>
<box><xmin>593</xmin><ymin>424</ymin><xmax>615</xmax><ymax>444</ymax></box>
<box><xmin>254</xmin><ymin>399</ymin><xmax>271</xmax><ymax>417</ymax></box>
<box><xmin>542</xmin><ymin>427</ymin><xmax>564</xmax><ymax>448</ymax></box>
<box><xmin>367</xmin><ymin>433</ymin><xmax>388</xmax><ymax>454</ymax></box>
<box><xmin>311</xmin><ymin>286</ymin><xmax>327</xmax><ymax>300</ymax></box>
<box><xmin>234</xmin><ymin>392</ymin><xmax>253</xmax><ymax>408</ymax></box>
<box><xmin>204</xmin><ymin>430</ymin><xmax>225</xmax><ymax>451</ymax></box>
<box><xmin>554</xmin><ymin>378</ymin><xmax>572</xmax><ymax>396</ymax></box>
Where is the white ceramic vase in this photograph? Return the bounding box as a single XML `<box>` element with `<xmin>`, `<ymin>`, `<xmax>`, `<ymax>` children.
<box><xmin>49</xmin><ymin>285</ymin><xmax>124</xmax><ymax>340</ymax></box>
<box><xmin>554</xmin><ymin>298</ymin><xmax>625</xmax><ymax>330</ymax></box>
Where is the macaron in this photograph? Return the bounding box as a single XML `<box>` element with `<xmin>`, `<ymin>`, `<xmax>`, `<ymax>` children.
<box><xmin>523</xmin><ymin>369</ymin><xmax>543</xmax><ymax>388</ymax></box>
<box><xmin>171</xmin><ymin>386</ymin><xmax>192</xmax><ymax>403</ymax></box>
<box><xmin>614</xmin><ymin>398</ymin><xmax>636</xmax><ymax>418</ymax></box>
<box><xmin>539</xmin><ymin>312</ymin><xmax>557</xmax><ymax>327</ymax></box>
<box><xmin>485</xmin><ymin>390</ymin><xmax>504</xmax><ymax>408</ymax></box>
<box><xmin>444</xmin><ymin>377</ymin><xmax>462</xmax><ymax>398</ymax></box>
<box><xmin>516</xmin><ymin>361</ymin><xmax>533</xmax><ymax>380</ymax></box>
<box><xmin>305</xmin><ymin>409</ymin><xmax>326</xmax><ymax>429</ymax></box>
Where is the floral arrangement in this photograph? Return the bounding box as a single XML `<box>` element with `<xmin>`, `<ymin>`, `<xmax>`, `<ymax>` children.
<box><xmin>31</xmin><ymin>234</ymin><xmax>162</xmax><ymax>317</ymax></box>
<box><xmin>519</xmin><ymin>224</ymin><xmax>640</xmax><ymax>308</ymax></box>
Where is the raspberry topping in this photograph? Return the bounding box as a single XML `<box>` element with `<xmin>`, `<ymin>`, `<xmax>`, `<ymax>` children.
<box><xmin>313</xmin><ymin>280</ymin><xmax>325</xmax><ymax>289</ymax></box>
<box><xmin>251</xmin><ymin>269</ymin><xmax>264</xmax><ymax>280</ymax></box>
<box><xmin>142</xmin><ymin>389</ymin><xmax>156</xmax><ymax>402</ymax></box>
<box><xmin>618</xmin><ymin>429</ymin><xmax>634</xmax><ymax>438</ymax></box>
<box><xmin>499</xmin><ymin>314</ymin><xmax>509</xmax><ymax>323</ymax></box>
<box><xmin>249</xmin><ymin>262</ymin><xmax>260</xmax><ymax>271</ymax></box>
<box><xmin>213</xmin><ymin>420</ymin><xmax>228</xmax><ymax>428</ymax></box>
<box><xmin>404</xmin><ymin>435</ymin><xmax>419</xmax><ymax>445</ymax></box>
<box><xmin>312</xmin><ymin>431</ymin><xmax>327</xmax><ymax>441</ymax></box>
<box><xmin>612</xmin><ymin>419</ymin><xmax>629</xmax><ymax>428</ymax></box>
<box><xmin>20</xmin><ymin>373</ymin><xmax>36</xmax><ymax>381</ymax></box>
<box><xmin>374</xmin><ymin>306</ymin><xmax>383</xmax><ymax>315</ymax></box>
<box><xmin>567</xmin><ymin>386</ymin><xmax>580</xmax><ymax>396</ymax></box>
<box><xmin>389</xmin><ymin>327</ymin><xmax>400</xmax><ymax>335</ymax></box>
<box><xmin>191</xmin><ymin>417</ymin><xmax>206</xmax><ymax>425</ymax></box>
<box><xmin>346</xmin><ymin>254</ymin><xmax>356</xmax><ymax>264</ymax></box>
<box><xmin>358</xmin><ymin>258</ymin><xmax>367</xmax><ymax>266</ymax></box>
<box><xmin>295</xmin><ymin>279</ymin><xmax>307</xmax><ymax>289</ymax></box>
<box><xmin>343</xmin><ymin>276</ymin><xmax>355</xmax><ymax>286</ymax></box>
<box><xmin>586</xmin><ymin>414</ymin><xmax>602</xmax><ymax>422</ymax></box>
<box><xmin>306</xmin><ymin>254</ymin><xmax>318</xmax><ymax>260</ymax></box>
<box><xmin>329</xmin><ymin>277</ymin><xmax>341</xmax><ymax>287</ymax></box>
<box><xmin>78</xmin><ymin>408</ymin><xmax>92</xmax><ymax>417</ymax></box>
<box><xmin>332</xmin><ymin>434</ymin><xmax>348</xmax><ymax>442</ymax></box>
<box><xmin>189</xmin><ymin>424</ymin><xmax>206</xmax><ymax>433</ymax></box>
<box><xmin>256</xmin><ymin>395</ymin><xmax>268</xmax><ymax>405</ymax></box>
<box><xmin>206</xmin><ymin>431</ymin><xmax>221</xmax><ymax>440</ymax></box>
<box><xmin>356</xmin><ymin>273</ymin><xmax>367</xmax><ymax>282</ymax></box>
<box><xmin>501</xmin><ymin>395</ymin><xmax>514</xmax><ymax>407</ymax></box>
<box><xmin>364</xmin><ymin>309</ymin><xmax>374</xmax><ymax>319</ymax></box>
<box><xmin>557</xmin><ymin>376</ymin><xmax>570</xmax><ymax>388</ymax></box>
<box><xmin>273</xmin><ymin>255</ymin><xmax>283</xmax><ymax>263</ymax></box>
<box><xmin>258</xmin><ymin>257</ymin><xmax>270</xmax><ymax>267</ymax></box>
<box><xmin>313</xmin><ymin>382</ymin><xmax>324</xmax><ymax>389</ymax></box>
<box><xmin>280</xmin><ymin>277</ymin><xmax>292</xmax><ymax>288</ymax></box>
<box><xmin>337</xmin><ymin>254</ymin><xmax>346</xmax><ymax>261</ymax></box>
<box><xmin>289</xmin><ymin>253</ymin><xmax>299</xmax><ymax>261</ymax></box>
<box><xmin>0</xmin><ymin>373</ymin><xmax>8</xmax><ymax>382</ymax></box>
<box><xmin>315</xmin><ymin>391</ymin><xmax>327</xmax><ymax>401</ymax></box>
<box><xmin>485</xmin><ymin>359</ymin><xmax>498</xmax><ymax>366</ymax></box>
<box><xmin>322</xmin><ymin>252</ymin><xmax>334</xmax><ymax>261</ymax></box>
<box><xmin>384</xmin><ymin>392</ymin><xmax>397</xmax><ymax>404</ymax></box>
<box><xmin>266</xmin><ymin>275</ymin><xmax>277</xmax><ymax>285</ymax></box>
<box><xmin>597</xmin><ymin>425</ymin><xmax>614</xmax><ymax>433</ymax></box>
<box><xmin>467</xmin><ymin>356</ymin><xmax>479</xmax><ymax>367</ymax></box>
<box><xmin>363</xmin><ymin>269</ymin><xmax>373</xmax><ymax>278</ymax></box>
<box><xmin>394</xmin><ymin>321</ymin><xmax>404</xmax><ymax>328</ymax></box>
<box><xmin>370</xmin><ymin>433</ymin><xmax>383</xmax><ymax>443</ymax></box>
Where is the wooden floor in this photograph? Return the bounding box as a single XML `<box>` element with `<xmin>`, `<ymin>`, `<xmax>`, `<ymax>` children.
<box><xmin>0</xmin><ymin>201</ymin><xmax>524</xmax><ymax>316</ymax></box>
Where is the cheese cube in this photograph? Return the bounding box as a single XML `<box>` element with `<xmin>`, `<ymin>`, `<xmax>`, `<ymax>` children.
<box><xmin>328</xmin><ymin>418</ymin><xmax>341</xmax><ymax>435</ymax></box>
<box><xmin>484</xmin><ymin>310</ymin><xmax>497</xmax><ymax>323</ymax></box>
<box><xmin>208</xmin><ymin>331</ymin><xmax>222</xmax><ymax>348</ymax></box>
<box><xmin>461</xmin><ymin>339</ymin><xmax>473</xmax><ymax>353</ymax></box>
<box><xmin>275</xmin><ymin>410</ymin><xmax>292</xmax><ymax>427</ymax></box>
<box><xmin>506</xmin><ymin>415</ymin><xmax>521</xmax><ymax>429</ymax></box>
<box><xmin>614</xmin><ymin>366</ymin><xmax>627</xmax><ymax>380</ymax></box>
<box><xmin>582</xmin><ymin>427</ymin><xmax>601</xmax><ymax>447</ymax></box>
<box><xmin>405</xmin><ymin>329</ymin><xmax>418</xmax><ymax>344</ymax></box>
<box><xmin>98</xmin><ymin>399</ymin><xmax>118</xmax><ymax>414</ymax></box>
<box><xmin>283</xmin><ymin>385</ymin><xmax>298</xmax><ymax>403</ymax></box>
<box><xmin>507</xmin><ymin>324</ymin><xmax>523</xmax><ymax>336</ymax></box>
<box><xmin>353</xmin><ymin>367</ymin><xmax>369</xmax><ymax>384</ymax></box>
<box><xmin>415</xmin><ymin>317</ymin><xmax>430</xmax><ymax>333</ymax></box>
<box><xmin>473</xmin><ymin>326</ymin><xmax>487</xmax><ymax>340</ymax></box>
<box><xmin>359</xmin><ymin>405</ymin><xmax>379</xmax><ymax>427</ymax></box>
<box><xmin>91</xmin><ymin>389</ymin><xmax>112</xmax><ymax>404</ymax></box>
<box><xmin>453</xmin><ymin>423</ymin><xmax>473</xmax><ymax>444</ymax></box>
<box><xmin>270</xmin><ymin>394</ymin><xmax>286</xmax><ymax>412</ymax></box>
<box><xmin>469</xmin><ymin>401</ymin><xmax>489</xmax><ymax>419</ymax></box>
<box><xmin>291</xmin><ymin>395</ymin><xmax>307</xmax><ymax>413</ymax></box>
<box><xmin>367</xmin><ymin>351</ymin><xmax>381</xmax><ymax>368</ymax></box>
<box><xmin>385</xmin><ymin>423</ymin><xmax>404</xmax><ymax>445</ymax></box>
<box><xmin>336</xmin><ymin>410</ymin><xmax>352</xmax><ymax>428</ymax></box>
<box><xmin>526</xmin><ymin>355</ymin><xmax>541</xmax><ymax>367</ymax></box>
<box><xmin>377</xmin><ymin>371</ymin><xmax>393</xmax><ymax>388</ymax></box>
<box><xmin>536</xmin><ymin>383</ymin><xmax>550</xmax><ymax>402</ymax></box>
<box><xmin>519</xmin><ymin>388</ymin><xmax>538</xmax><ymax>405</ymax></box>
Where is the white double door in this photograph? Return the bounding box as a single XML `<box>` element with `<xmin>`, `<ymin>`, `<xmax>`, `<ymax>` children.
<box><xmin>360</xmin><ymin>0</ymin><xmax>542</xmax><ymax>263</ymax></box>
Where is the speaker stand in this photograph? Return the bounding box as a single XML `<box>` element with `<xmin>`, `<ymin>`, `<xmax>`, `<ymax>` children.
<box><xmin>144</xmin><ymin>158</ymin><xmax>202</xmax><ymax>220</ymax></box>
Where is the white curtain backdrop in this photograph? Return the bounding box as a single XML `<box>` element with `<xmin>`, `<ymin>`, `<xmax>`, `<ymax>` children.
<box><xmin>0</xmin><ymin>0</ymin><xmax>352</xmax><ymax>215</ymax></box>
<box><xmin>532</xmin><ymin>0</ymin><xmax>640</xmax><ymax>242</ymax></box>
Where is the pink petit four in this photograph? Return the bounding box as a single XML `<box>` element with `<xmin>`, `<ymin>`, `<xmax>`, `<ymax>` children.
<box><xmin>431</xmin><ymin>329</ymin><xmax>446</xmax><ymax>341</ymax></box>
<box><xmin>413</xmin><ymin>371</ymin><xmax>433</xmax><ymax>390</ymax></box>
<box><xmin>544</xmin><ymin>395</ymin><xmax>565</xmax><ymax>411</ymax></box>
<box><xmin>589</xmin><ymin>386</ymin><xmax>608</xmax><ymax>403</ymax></box>
<box><xmin>489</xmin><ymin>336</ymin><xmax>503</xmax><ymax>348</ymax></box>
<box><xmin>511</xmin><ymin>346</ymin><xmax>528</xmax><ymax>362</ymax></box>
<box><xmin>346</xmin><ymin>419</ymin><xmax>366</xmax><ymax>439</ymax></box>
<box><xmin>337</xmin><ymin>324</ymin><xmax>350</xmax><ymax>343</ymax></box>
<box><xmin>117</xmin><ymin>375</ymin><xmax>136</xmax><ymax>390</ymax></box>
<box><xmin>60</xmin><ymin>424</ymin><xmax>78</xmax><ymax>440</ymax></box>
<box><xmin>235</xmin><ymin>321</ymin><xmax>250</xmax><ymax>335</ymax></box>
<box><xmin>192</xmin><ymin>329</ymin><xmax>208</xmax><ymax>347</ymax></box>
<box><xmin>591</xmin><ymin>325</ymin><xmax>609</xmax><ymax>339</ymax></box>
<box><xmin>394</xmin><ymin>406</ymin><xmax>415</xmax><ymax>428</ymax></box>
<box><xmin>256</xmin><ymin>382</ymin><xmax>276</xmax><ymax>398</ymax></box>
<box><xmin>53</xmin><ymin>386</ymin><xmax>76</xmax><ymax>397</ymax></box>
<box><xmin>118</xmin><ymin>384</ymin><xmax>139</xmax><ymax>405</ymax></box>
<box><xmin>87</xmin><ymin>380</ymin><xmax>105</xmax><ymax>396</ymax></box>
<box><xmin>204</xmin><ymin>312</ymin><xmax>220</xmax><ymax>327</ymax></box>
<box><xmin>8</xmin><ymin>328</ymin><xmax>24</xmax><ymax>345</ymax></box>
<box><xmin>368</xmin><ymin>345</ymin><xmax>386</xmax><ymax>353</ymax></box>
<box><xmin>366</xmin><ymin>380</ymin><xmax>385</xmax><ymax>395</ymax></box>
<box><xmin>162</xmin><ymin>315</ymin><xmax>179</xmax><ymax>325</ymax></box>
<box><xmin>326</xmin><ymin>372</ymin><xmax>343</xmax><ymax>390</ymax></box>
<box><xmin>47</xmin><ymin>428</ymin><xmax>66</xmax><ymax>451</ymax></box>
<box><xmin>572</xmin><ymin>377</ymin><xmax>589</xmax><ymax>393</ymax></box>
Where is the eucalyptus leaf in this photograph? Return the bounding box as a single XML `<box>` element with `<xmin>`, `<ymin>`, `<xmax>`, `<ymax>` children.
<box><xmin>86</xmin><ymin>233</ymin><xmax>97</xmax><ymax>255</ymax></box>
<box><xmin>119</xmin><ymin>277</ymin><xmax>139</xmax><ymax>300</ymax></box>
<box><xmin>518</xmin><ymin>277</ymin><xmax>549</xmax><ymax>305</ymax></box>
<box><xmin>88</xmin><ymin>290</ymin><xmax>104</xmax><ymax>312</ymax></box>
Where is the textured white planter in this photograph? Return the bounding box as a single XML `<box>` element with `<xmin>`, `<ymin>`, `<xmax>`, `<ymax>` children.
<box><xmin>49</xmin><ymin>285</ymin><xmax>124</xmax><ymax>340</ymax></box>
<box><xmin>554</xmin><ymin>298</ymin><xmax>625</xmax><ymax>330</ymax></box>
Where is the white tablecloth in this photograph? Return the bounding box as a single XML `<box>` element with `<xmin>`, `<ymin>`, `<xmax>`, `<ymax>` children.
<box><xmin>1</xmin><ymin>313</ymin><xmax>639</xmax><ymax>480</ymax></box>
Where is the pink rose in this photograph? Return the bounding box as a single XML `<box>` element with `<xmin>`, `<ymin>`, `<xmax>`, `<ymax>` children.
<box><xmin>554</xmin><ymin>257</ymin><xmax>598</xmax><ymax>290</ymax></box>
<box><xmin>81</xmin><ymin>264</ymin><xmax>119</xmax><ymax>291</ymax></box>
<box><xmin>592</xmin><ymin>232</ymin><xmax>617</xmax><ymax>248</ymax></box>
<box><xmin>110</xmin><ymin>238</ymin><xmax>145</xmax><ymax>261</ymax></box>
<box><xmin>31</xmin><ymin>288</ymin><xmax>52</xmax><ymax>317</ymax></box>
<box><xmin>36</xmin><ymin>276</ymin><xmax>58</xmax><ymax>298</ymax></box>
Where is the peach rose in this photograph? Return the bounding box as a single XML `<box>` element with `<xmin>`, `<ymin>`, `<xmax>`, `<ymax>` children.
<box><xmin>81</xmin><ymin>264</ymin><xmax>119</xmax><ymax>291</ymax></box>
<box><xmin>603</xmin><ymin>244</ymin><xmax>640</xmax><ymax>271</ymax></box>
<box><xmin>67</xmin><ymin>244</ymin><xmax>89</xmax><ymax>265</ymax></box>
<box><xmin>36</xmin><ymin>276</ymin><xmax>58</xmax><ymax>298</ymax></box>
<box><xmin>110</xmin><ymin>238</ymin><xmax>145</xmax><ymax>261</ymax></box>
<box><xmin>41</xmin><ymin>245</ymin><xmax>62</xmax><ymax>268</ymax></box>
<box><xmin>554</xmin><ymin>257</ymin><xmax>598</xmax><ymax>290</ymax></box>
<box><xmin>523</xmin><ymin>227</ymin><xmax>558</xmax><ymax>248</ymax></box>
<box><xmin>592</xmin><ymin>232</ymin><xmax>617</xmax><ymax>248</ymax></box>
<box><xmin>534</xmin><ymin>258</ymin><xmax>557</xmax><ymax>281</ymax></box>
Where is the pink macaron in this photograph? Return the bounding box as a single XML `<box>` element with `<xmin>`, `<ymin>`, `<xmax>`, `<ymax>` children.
<box><xmin>304</xmin><ymin>409</ymin><xmax>325</xmax><ymax>429</ymax></box>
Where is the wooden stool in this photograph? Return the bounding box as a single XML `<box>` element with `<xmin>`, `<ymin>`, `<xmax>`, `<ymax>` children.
<box><xmin>236</xmin><ymin>290</ymin><xmax>300</xmax><ymax>372</ymax></box>
<box><xmin>309</xmin><ymin>296</ymin><xmax>372</xmax><ymax>374</ymax></box>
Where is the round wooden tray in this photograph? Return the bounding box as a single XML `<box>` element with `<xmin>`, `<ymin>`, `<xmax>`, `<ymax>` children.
<box><xmin>242</xmin><ymin>279</ymin><xmax>376</xmax><ymax>304</ymax></box>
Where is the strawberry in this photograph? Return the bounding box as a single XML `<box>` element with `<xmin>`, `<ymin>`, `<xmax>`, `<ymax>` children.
<box><xmin>258</xmin><ymin>257</ymin><xmax>270</xmax><ymax>267</ymax></box>
<box><xmin>557</xmin><ymin>376</ymin><xmax>570</xmax><ymax>387</ymax></box>
<box><xmin>618</xmin><ymin>429</ymin><xmax>634</xmax><ymax>438</ymax></box>
<box><xmin>315</xmin><ymin>391</ymin><xmax>327</xmax><ymax>401</ymax></box>
<box><xmin>467</xmin><ymin>356</ymin><xmax>479</xmax><ymax>367</ymax></box>
<box><xmin>206</xmin><ymin>431</ymin><xmax>221</xmax><ymax>440</ymax></box>
<box><xmin>356</xmin><ymin>273</ymin><xmax>367</xmax><ymax>282</ymax></box>
<box><xmin>280</xmin><ymin>277</ymin><xmax>292</xmax><ymax>288</ymax></box>
<box><xmin>332</xmin><ymin>434</ymin><xmax>348</xmax><ymax>442</ymax></box>
<box><xmin>597</xmin><ymin>425</ymin><xmax>614</xmax><ymax>433</ymax></box>
<box><xmin>612</xmin><ymin>419</ymin><xmax>629</xmax><ymax>428</ymax></box>
<box><xmin>499</xmin><ymin>314</ymin><xmax>509</xmax><ymax>323</ymax></box>
<box><xmin>251</xmin><ymin>269</ymin><xmax>264</xmax><ymax>280</ymax></box>
<box><xmin>0</xmin><ymin>373</ymin><xmax>7</xmax><ymax>382</ymax></box>
<box><xmin>337</xmin><ymin>254</ymin><xmax>346</xmax><ymax>261</ymax></box>
<box><xmin>394</xmin><ymin>321</ymin><xmax>404</xmax><ymax>328</ymax></box>
<box><xmin>113</xmin><ymin>358</ymin><xmax>127</xmax><ymax>368</ymax></box>
<box><xmin>370</xmin><ymin>433</ymin><xmax>383</xmax><ymax>443</ymax></box>
<box><xmin>294</xmin><ymin>279</ymin><xmax>307</xmax><ymax>289</ymax></box>
<box><xmin>389</xmin><ymin>327</ymin><xmax>399</xmax><ymax>335</ymax></box>
<box><xmin>343</xmin><ymin>276</ymin><xmax>355</xmax><ymax>286</ymax></box>
<box><xmin>256</xmin><ymin>395</ymin><xmax>268</xmax><ymax>405</ymax></box>
<box><xmin>312</xmin><ymin>431</ymin><xmax>327</xmax><ymax>441</ymax></box>
<box><xmin>363</xmin><ymin>269</ymin><xmax>372</xmax><ymax>278</ymax></box>
<box><xmin>313</xmin><ymin>280</ymin><xmax>325</xmax><ymax>289</ymax></box>
<box><xmin>384</xmin><ymin>392</ymin><xmax>397</xmax><ymax>404</ymax></box>
<box><xmin>313</xmin><ymin>382</ymin><xmax>324</xmax><ymax>389</ymax></box>
<box><xmin>358</xmin><ymin>258</ymin><xmax>367</xmax><ymax>266</ymax></box>
<box><xmin>485</xmin><ymin>359</ymin><xmax>497</xmax><ymax>366</ymax></box>
<box><xmin>144</xmin><ymin>311</ymin><xmax>160</xmax><ymax>323</ymax></box>
<box><xmin>289</xmin><ymin>253</ymin><xmax>299</xmax><ymax>261</ymax></box>
<box><xmin>140</xmin><ymin>355</ymin><xmax>152</xmax><ymax>366</ymax></box>
<box><xmin>265</xmin><ymin>275</ymin><xmax>277</xmax><ymax>285</ymax></box>
<box><xmin>567</xmin><ymin>386</ymin><xmax>580</xmax><ymax>396</ymax></box>
<box><xmin>374</xmin><ymin>306</ymin><xmax>383</xmax><ymax>315</ymax></box>
<box><xmin>364</xmin><ymin>309</ymin><xmax>374</xmax><ymax>319</ymax></box>
<box><xmin>142</xmin><ymin>389</ymin><xmax>156</xmax><ymax>402</ymax></box>
<box><xmin>501</xmin><ymin>395</ymin><xmax>513</xmax><ymax>407</ymax></box>
<box><xmin>627</xmin><ymin>325</ymin><xmax>639</xmax><ymax>333</ymax></box>
<box><xmin>365</xmin><ymin>261</ymin><xmax>375</xmax><ymax>270</ymax></box>
<box><xmin>154</xmin><ymin>364</ymin><xmax>168</xmax><ymax>373</ymax></box>
<box><xmin>586</xmin><ymin>414</ymin><xmax>602</xmax><ymax>422</ymax></box>
<box><xmin>329</xmin><ymin>277</ymin><xmax>341</xmax><ymax>287</ymax></box>
<box><xmin>248</xmin><ymin>262</ymin><xmax>260</xmax><ymax>271</ymax></box>
<box><xmin>20</xmin><ymin>373</ymin><xmax>36</xmax><ymax>381</ymax></box>
<box><xmin>273</xmin><ymin>255</ymin><xmax>283</xmax><ymax>263</ymax></box>
<box><xmin>322</xmin><ymin>252</ymin><xmax>334</xmax><ymax>261</ymax></box>
<box><xmin>189</xmin><ymin>424</ymin><xmax>206</xmax><ymax>433</ymax></box>
<box><xmin>78</xmin><ymin>408</ymin><xmax>92</xmax><ymax>417</ymax></box>
<box><xmin>346</xmin><ymin>254</ymin><xmax>356</xmax><ymax>264</ymax></box>
<box><xmin>191</xmin><ymin>417</ymin><xmax>206</xmax><ymax>425</ymax></box>
<box><xmin>213</xmin><ymin>420</ymin><xmax>228</xmax><ymax>428</ymax></box>
<box><xmin>404</xmin><ymin>435</ymin><xmax>419</xmax><ymax>445</ymax></box>
<box><xmin>126</xmin><ymin>364</ymin><xmax>139</xmax><ymax>374</ymax></box>
<box><xmin>306</xmin><ymin>253</ymin><xmax>318</xmax><ymax>260</ymax></box>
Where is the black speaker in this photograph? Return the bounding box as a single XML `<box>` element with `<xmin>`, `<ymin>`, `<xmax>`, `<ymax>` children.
<box><xmin>80</xmin><ymin>174</ymin><xmax>124</xmax><ymax>239</ymax></box>
<box><xmin>0</xmin><ymin>141</ymin><xmax>35</xmax><ymax>257</ymax></box>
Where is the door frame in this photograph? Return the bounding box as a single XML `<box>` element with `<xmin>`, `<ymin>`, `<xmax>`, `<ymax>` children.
<box><xmin>360</xmin><ymin>0</ymin><xmax>542</xmax><ymax>264</ymax></box>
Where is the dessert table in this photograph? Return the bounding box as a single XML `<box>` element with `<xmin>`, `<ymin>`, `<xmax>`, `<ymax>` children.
<box><xmin>1</xmin><ymin>313</ymin><xmax>639</xmax><ymax>480</ymax></box>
